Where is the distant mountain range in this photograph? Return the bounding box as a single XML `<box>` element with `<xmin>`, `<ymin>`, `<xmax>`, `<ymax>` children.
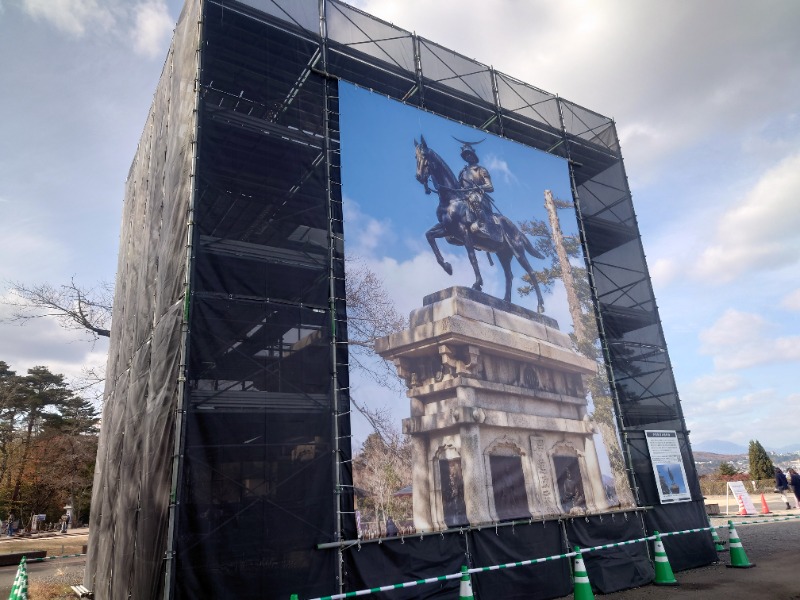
<box><xmin>692</xmin><ymin>439</ymin><xmax>800</xmax><ymax>455</ymax></box>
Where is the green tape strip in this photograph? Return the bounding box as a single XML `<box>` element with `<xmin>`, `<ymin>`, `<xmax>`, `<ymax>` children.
<box><xmin>26</xmin><ymin>553</ymin><xmax>87</xmax><ymax>562</ymax></box>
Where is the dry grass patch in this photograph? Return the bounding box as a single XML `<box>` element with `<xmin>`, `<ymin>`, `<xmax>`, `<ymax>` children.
<box><xmin>28</xmin><ymin>581</ymin><xmax>78</xmax><ymax>599</ymax></box>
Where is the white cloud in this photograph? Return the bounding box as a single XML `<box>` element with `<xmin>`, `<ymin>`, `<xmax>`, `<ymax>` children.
<box><xmin>360</xmin><ymin>251</ymin><xmax>480</xmax><ymax>317</ymax></box>
<box><xmin>699</xmin><ymin>309</ymin><xmax>800</xmax><ymax>370</ymax></box>
<box><xmin>343</xmin><ymin>197</ymin><xmax>397</xmax><ymax>257</ymax></box>
<box><xmin>131</xmin><ymin>0</ymin><xmax>173</xmax><ymax>58</ymax></box>
<box><xmin>684</xmin><ymin>388</ymin><xmax>795</xmax><ymax>449</ymax></box>
<box><xmin>780</xmin><ymin>289</ymin><xmax>800</xmax><ymax>312</ymax></box>
<box><xmin>484</xmin><ymin>155</ymin><xmax>517</xmax><ymax>185</ymax></box>
<box><xmin>741</xmin><ymin>113</ymin><xmax>800</xmax><ymax>162</ymax></box>
<box><xmin>0</xmin><ymin>224</ymin><xmax>69</xmax><ymax>282</ymax></box>
<box><xmin>684</xmin><ymin>372</ymin><xmax>745</xmax><ymax>397</ymax></box>
<box><xmin>21</xmin><ymin>0</ymin><xmax>114</xmax><ymax>36</ymax></box>
<box><xmin>18</xmin><ymin>0</ymin><xmax>173</xmax><ymax>59</ymax></box>
<box><xmin>699</xmin><ymin>310</ymin><xmax>764</xmax><ymax>348</ymax></box>
<box><xmin>649</xmin><ymin>258</ymin><xmax>679</xmax><ymax>289</ymax></box>
<box><xmin>692</xmin><ymin>153</ymin><xmax>800</xmax><ymax>284</ymax></box>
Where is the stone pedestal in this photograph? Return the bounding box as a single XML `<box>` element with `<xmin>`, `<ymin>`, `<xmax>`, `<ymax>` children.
<box><xmin>375</xmin><ymin>287</ymin><xmax>609</xmax><ymax>531</ymax></box>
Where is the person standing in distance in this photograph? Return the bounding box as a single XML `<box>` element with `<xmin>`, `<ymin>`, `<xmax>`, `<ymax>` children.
<box><xmin>775</xmin><ymin>467</ymin><xmax>791</xmax><ymax>510</ymax></box>
<box><xmin>787</xmin><ymin>468</ymin><xmax>800</xmax><ymax>509</ymax></box>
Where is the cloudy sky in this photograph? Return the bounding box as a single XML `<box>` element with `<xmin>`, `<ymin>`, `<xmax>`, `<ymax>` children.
<box><xmin>1</xmin><ymin>0</ymin><xmax>798</xmax><ymax>450</ymax></box>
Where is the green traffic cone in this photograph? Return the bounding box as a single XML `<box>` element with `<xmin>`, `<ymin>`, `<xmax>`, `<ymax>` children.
<box><xmin>726</xmin><ymin>520</ymin><xmax>755</xmax><ymax>569</ymax></box>
<box><xmin>710</xmin><ymin>525</ymin><xmax>727</xmax><ymax>552</ymax></box>
<box><xmin>459</xmin><ymin>565</ymin><xmax>474</xmax><ymax>599</ymax></box>
<box><xmin>572</xmin><ymin>547</ymin><xmax>595</xmax><ymax>600</ymax></box>
<box><xmin>652</xmin><ymin>531</ymin><xmax>678</xmax><ymax>586</ymax></box>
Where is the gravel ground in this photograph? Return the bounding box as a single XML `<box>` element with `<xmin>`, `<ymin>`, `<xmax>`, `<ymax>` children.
<box><xmin>30</xmin><ymin>560</ymin><xmax>85</xmax><ymax>587</ymax></box>
<box><xmin>601</xmin><ymin>513</ymin><xmax>800</xmax><ymax>599</ymax></box>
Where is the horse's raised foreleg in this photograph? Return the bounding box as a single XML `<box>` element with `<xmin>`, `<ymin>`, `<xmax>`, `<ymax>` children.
<box><xmin>425</xmin><ymin>224</ymin><xmax>453</xmax><ymax>275</ymax></box>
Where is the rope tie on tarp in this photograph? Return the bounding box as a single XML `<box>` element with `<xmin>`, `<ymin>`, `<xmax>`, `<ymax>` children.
<box><xmin>300</xmin><ymin>515</ymin><xmax>800</xmax><ymax>600</ymax></box>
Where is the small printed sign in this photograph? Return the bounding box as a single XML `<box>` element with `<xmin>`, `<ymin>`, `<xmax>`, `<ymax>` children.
<box><xmin>727</xmin><ymin>481</ymin><xmax>757</xmax><ymax>515</ymax></box>
<box><xmin>645</xmin><ymin>430</ymin><xmax>691</xmax><ymax>504</ymax></box>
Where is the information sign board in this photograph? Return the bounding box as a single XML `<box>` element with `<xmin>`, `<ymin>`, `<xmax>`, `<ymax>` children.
<box><xmin>645</xmin><ymin>430</ymin><xmax>691</xmax><ymax>504</ymax></box>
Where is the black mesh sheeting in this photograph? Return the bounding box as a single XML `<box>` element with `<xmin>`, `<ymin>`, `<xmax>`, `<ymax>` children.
<box><xmin>174</xmin><ymin>409</ymin><xmax>335</xmax><ymax>599</ymax></box>
<box><xmin>564</xmin><ymin>514</ymin><xmax>653</xmax><ymax>593</ymax></box>
<box><xmin>169</xmin><ymin>2</ymin><xmax>351</xmax><ymax>597</ymax></box>
<box><xmin>84</xmin><ymin>0</ymin><xmax>200</xmax><ymax>597</ymax></box>
<box><xmin>345</xmin><ymin>535</ymin><xmax>466</xmax><ymax>599</ymax></box>
<box><xmin>470</xmin><ymin>522</ymin><xmax>571</xmax><ymax>600</ymax></box>
<box><xmin>644</xmin><ymin>502</ymin><xmax>717</xmax><ymax>571</ymax></box>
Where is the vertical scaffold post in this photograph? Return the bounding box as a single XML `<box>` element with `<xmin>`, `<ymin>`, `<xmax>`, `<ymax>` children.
<box><xmin>320</xmin><ymin>0</ymin><xmax>347</xmax><ymax>595</ymax></box>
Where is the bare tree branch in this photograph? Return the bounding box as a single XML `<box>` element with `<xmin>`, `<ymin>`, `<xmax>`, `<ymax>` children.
<box><xmin>68</xmin><ymin>365</ymin><xmax>106</xmax><ymax>406</ymax></box>
<box><xmin>349</xmin><ymin>396</ymin><xmax>401</xmax><ymax>449</ymax></box>
<box><xmin>345</xmin><ymin>257</ymin><xmax>407</xmax><ymax>393</ymax></box>
<box><xmin>3</xmin><ymin>278</ymin><xmax>113</xmax><ymax>339</ymax></box>
<box><xmin>345</xmin><ymin>257</ymin><xmax>407</xmax><ymax>349</ymax></box>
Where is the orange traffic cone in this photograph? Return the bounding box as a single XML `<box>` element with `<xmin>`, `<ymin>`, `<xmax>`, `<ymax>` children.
<box><xmin>760</xmin><ymin>494</ymin><xmax>771</xmax><ymax>514</ymax></box>
<box><xmin>737</xmin><ymin>495</ymin><xmax>748</xmax><ymax>516</ymax></box>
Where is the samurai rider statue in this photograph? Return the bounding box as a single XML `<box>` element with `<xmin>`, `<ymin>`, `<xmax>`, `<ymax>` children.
<box><xmin>456</xmin><ymin>138</ymin><xmax>503</xmax><ymax>244</ymax></box>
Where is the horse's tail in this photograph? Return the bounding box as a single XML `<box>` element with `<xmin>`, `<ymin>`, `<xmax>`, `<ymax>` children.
<box><xmin>499</xmin><ymin>216</ymin><xmax>544</xmax><ymax>260</ymax></box>
<box><xmin>521</xmin><ymin>231</ymin><xmax>544</xmax><ymax>259</ymax></box>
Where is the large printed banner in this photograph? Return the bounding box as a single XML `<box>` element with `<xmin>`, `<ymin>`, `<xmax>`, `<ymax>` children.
<box><xmin>644</xmin><ymin>430</ymin><xmax>691</xmax><ymax>504</ymax></box>
<box><xmin>341</xmin><ymin>83</ymin><xmax>635</xmax><ymax>537</ymax></box>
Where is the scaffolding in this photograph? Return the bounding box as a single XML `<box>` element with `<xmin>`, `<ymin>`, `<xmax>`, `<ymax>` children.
<box><xmin>84</xmin><ymin>0</ymin><xmax>715</xmax><ymax>598</ymax></box>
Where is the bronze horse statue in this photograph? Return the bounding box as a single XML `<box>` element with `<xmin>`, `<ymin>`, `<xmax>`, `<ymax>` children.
<box><xmin>414</xmin><ymin>136</ymin><xmax>546</xmax><ymax>312</ymax></box>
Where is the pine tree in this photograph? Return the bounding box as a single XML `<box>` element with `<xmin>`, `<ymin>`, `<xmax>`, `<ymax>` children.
<box><xmin>748</xmin><ymin>439</ymin><xmax>774</xmax><ymax>480</ymax></box>
<box><xmin>718</xmin><ymin>462</ymin><xmax>739</xmax><ymax>477</ymax></box>
<box><xmin>518</xmin><ymin>198</ymin><xmax>636</xmax><ymax>508</ymax></box>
